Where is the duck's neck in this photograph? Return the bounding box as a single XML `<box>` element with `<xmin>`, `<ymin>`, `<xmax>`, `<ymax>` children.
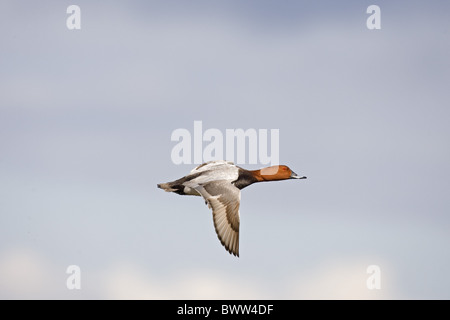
<box><xmin>249</xmin><ymin>169</ymin><xmax>265</xmax><ymax>182</ymax></box>
<box><xmin>234</xmin><ymin>168</ymin><xmax>279</xmax><ymax>189</ymax></box>
<box><xmin>233</xmin><ymin>169</ymin><xmax>261</xmax><ymax>189</ymax></box>
<box><xmin>251</xmin><ymin>166</ymin><xmax>284</xmax><ymax>182</ymax></box>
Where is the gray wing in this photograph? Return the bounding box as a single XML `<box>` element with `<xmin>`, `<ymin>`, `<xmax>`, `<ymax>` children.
<box><xmin>190</xmin><ymin>160</ymin><xmax>235</xmax><ymax>174</ymax></box>
<box><xmin>194</xmin><ymin>180</ymin><xmax>240</xmax><ymax>257</ymax></box>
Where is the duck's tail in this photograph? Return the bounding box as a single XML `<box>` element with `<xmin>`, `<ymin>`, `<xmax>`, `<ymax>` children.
<box><xmin>157</xmin><ymin>182</ymin><xmax>176</xmax><ymax>192</ymax></box>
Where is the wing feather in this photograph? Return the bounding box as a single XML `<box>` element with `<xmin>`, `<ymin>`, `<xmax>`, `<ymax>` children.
<box><xmin>194</xmin><ymin>181</ymin><xmax>240</xmax><ymax>257</ymax></box>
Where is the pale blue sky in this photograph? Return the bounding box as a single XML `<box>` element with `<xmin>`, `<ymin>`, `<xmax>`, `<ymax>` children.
<box><xmin>1</xmin><ymin>1</ymin><xmax>449</xmax><ymax>299</ymax></box>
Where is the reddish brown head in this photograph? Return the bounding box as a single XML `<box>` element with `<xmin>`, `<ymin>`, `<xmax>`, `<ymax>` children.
<box><xmin>252</xmin><ymin>165</ymin><xmax>307</xmax><ymax>182</ymax></box>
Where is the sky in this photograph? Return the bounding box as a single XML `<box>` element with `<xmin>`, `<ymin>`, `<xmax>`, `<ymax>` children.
<box><xmin>1</xmin><ymin>0</ymin><xmax>450</xmax><ymax>299</ymax></box>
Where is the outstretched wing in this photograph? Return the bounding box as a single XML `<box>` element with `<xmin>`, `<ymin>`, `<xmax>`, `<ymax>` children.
<box><xmin>194</xmin><ymin>181</ymin><xmax>240</xmax><ymax>257</ymax></box>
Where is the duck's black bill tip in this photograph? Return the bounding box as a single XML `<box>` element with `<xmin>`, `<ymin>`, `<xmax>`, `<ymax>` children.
<box><xmin>291</xmin><ymin>174</ymin><xmax>307</xmax><ymax>179</ymax></box>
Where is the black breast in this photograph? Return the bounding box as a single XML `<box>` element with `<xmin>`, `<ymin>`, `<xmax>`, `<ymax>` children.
<box><xmin>233</xmin><ymin>169</ymin><xmax>259</xmax><ymax>190</ymax></box>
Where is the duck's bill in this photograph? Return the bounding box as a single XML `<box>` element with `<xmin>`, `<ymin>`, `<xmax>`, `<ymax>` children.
<box><xmin>290</xmin><ymin>171</ymin><xmax>307</xmax><ymax>179</ymax></box>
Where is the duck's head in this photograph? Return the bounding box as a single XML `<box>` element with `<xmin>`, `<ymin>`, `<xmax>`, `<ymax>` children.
<box><xmin>257</xmin><ymin>165</ymin><xmax>307</xmax><ymax>181</ymax></box>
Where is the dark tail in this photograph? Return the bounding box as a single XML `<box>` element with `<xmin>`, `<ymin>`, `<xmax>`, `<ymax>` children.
<box><xmin>157</xmin><ymin>182</ymin><xmax>176</xmax><ymax>192</ymax></box>
<box><xmin>158</xmin><ymin>172</ymin><xmax>203</xmax><ymax>195</ymax></box>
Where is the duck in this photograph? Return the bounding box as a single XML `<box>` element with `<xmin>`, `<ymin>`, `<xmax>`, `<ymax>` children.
<box><xmin>157</xmin><ymin>160</ymin><xmax>306</xmax><ymax>257</ymax></box>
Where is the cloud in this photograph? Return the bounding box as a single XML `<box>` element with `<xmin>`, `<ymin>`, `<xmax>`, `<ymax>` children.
<box><xmin>290</xmin><ymin>258</ymin><xmax>396</xmax><ymax>299</ymax></box>
<box><xmin>0</xmin><ymin>247</ymin><xmax>267</xmax><ymax>299</ymax></box>
<box><xmin>0</xmin><ymin>247</ymin><xmax>399</xmax><ymax>299</ymax></box>
<box><xmin>101</xmin><ymin>262</ymin><xmax>265</xmax><ymax>300</ymax></box>
<box><xmin>0</xmin><ymin>247</ymin><xmax>55</xmax><ymax>299</ymax></box>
